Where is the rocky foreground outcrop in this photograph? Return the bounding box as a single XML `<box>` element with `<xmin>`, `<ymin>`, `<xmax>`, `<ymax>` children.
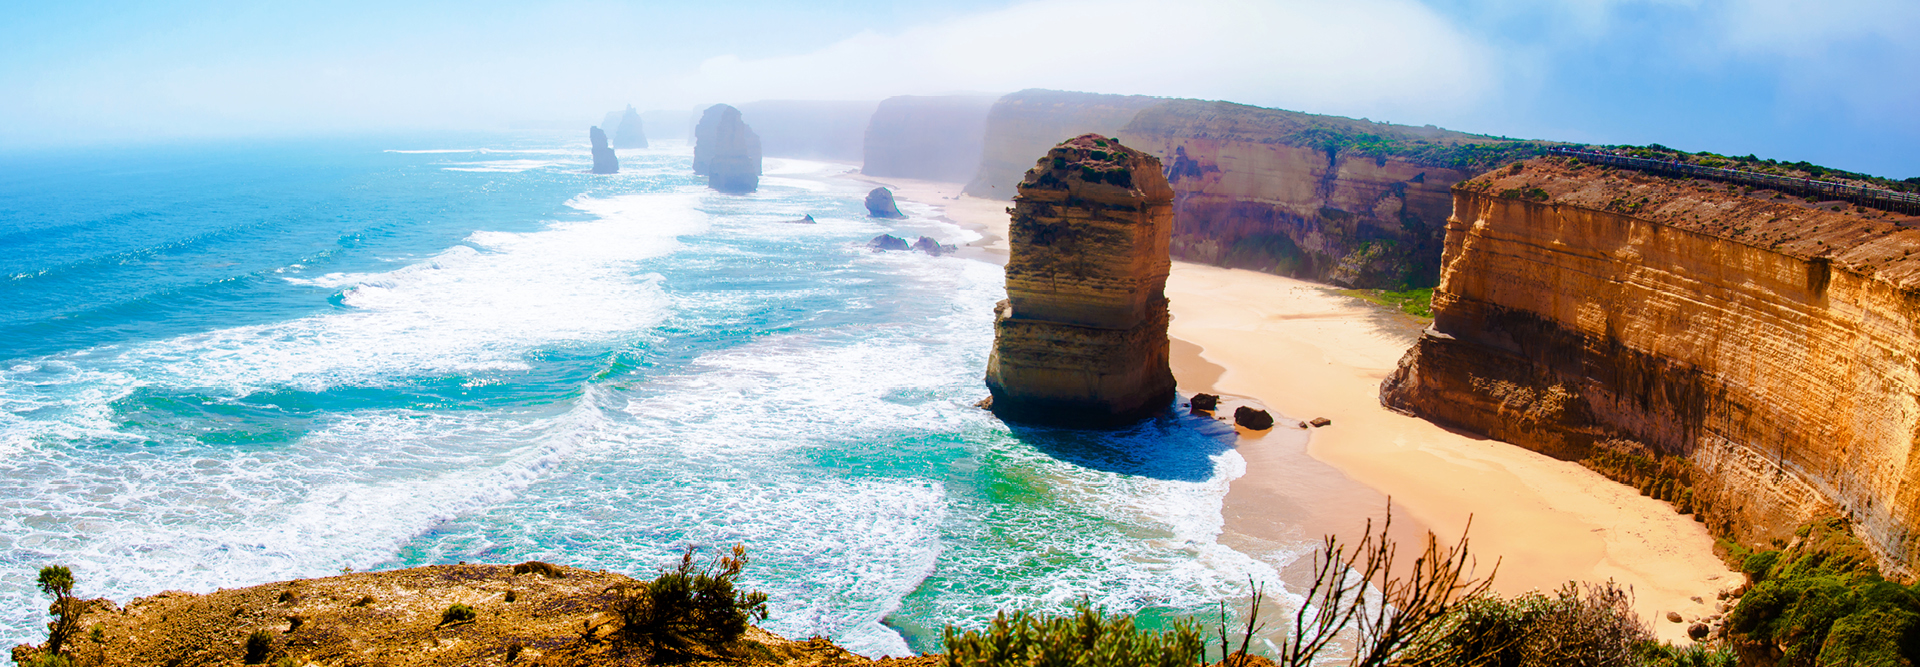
<box><xmin>694</xmin><ymin>104</ymin><xmax>763</xmax><ymax>194</ymax></box>
<box><xmin>589</xmin><ymin>126</ymin><xmax>618</xmax><ymax>175</ymax></box>
<box><xmin>611</xmin><ymin>105</ymin><xmax>648</xmax><ymax>149</ymax></box>
<box><xmin>958</xmin><ymin>90</ymin><xmax>1542</xmax><ymax>288</ymax></box>
<box><xmin>8</xmin><ymin>563</ymin><xmax>920</xmax><ymax>667</ymax></box>
<box><xmin>1381</xmin><ymin>157</ymin><xmax>1920</xmax><ymax>574</ymax></box>
<box><xmin>985</xmin><ymin>134</ymin><xmax>1176</xmax><ymax>426</ymax></box>
<box><xmin>861</xmin><ymin>95</ymin><xmax>996</xmax><ymax>182</ymax></box>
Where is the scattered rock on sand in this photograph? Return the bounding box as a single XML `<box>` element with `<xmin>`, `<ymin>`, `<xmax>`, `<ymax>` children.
<box><xmin>1666</xmin><ymin>611</ymin><xmax>1684</xmax><ymax>623</ymax></box>
<box><xmin>1688</xmin><ymin>623</ymin><xmax>1709</xmax><ymax>640</ymax></box>
<box><xmin>1234</xmin><ymin>406</ymin><xmax>1274</xmax><ymax>430</ymax></box>
<box><xmin>1189</xmin><ymin>393</ymin><xmax>1219</xmax><ymax>414</ymax></box>
<box><xmin>866</xmin><ymin>187</ymin><xmax>906</xmax><ymax>218</ymax></box>
<box><xmin>868</xmin><ymin>234</ymin><xmax>909</xmax><ymax>251</ymax></box>
<box><xmin>1309</xmin><ymin>417</ymin><xmax>1332</xmax><ymax>427</ymax></box>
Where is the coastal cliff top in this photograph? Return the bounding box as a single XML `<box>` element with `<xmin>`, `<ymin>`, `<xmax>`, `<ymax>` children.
<box><xmin>18</xmin><ymin>563</ymin><xmax>921</xmax><ymax>667</ymax></box>
<box><xmin>1465</xmin><ymin>157</ymin><xmax>1920</xmax><ymax>287</ymax></box>
<box><xmin>1016</xmin><ymin>133</ymin><xmax>1173</xmax><ymax>204</ymax></box>
<box><xmin>1122</xmin><ymin>99</ymin><xmax>1548</xmax><ymax>171</ymax></box>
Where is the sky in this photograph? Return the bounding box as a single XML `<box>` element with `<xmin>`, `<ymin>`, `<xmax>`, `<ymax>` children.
<box><xmin>2</xmin><ymin>0</ymin><xmax>1915</xmax><ymax>177</ymax></box>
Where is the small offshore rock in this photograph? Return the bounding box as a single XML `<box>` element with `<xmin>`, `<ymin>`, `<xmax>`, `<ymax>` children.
<box><xmin>589</xmin><ymin>126</ymin><xmax>618</xmax><ymax>175</ymax></box>
<box><xmin>1666</xmin><ymin>611</ymin><xmax>1683</xmax><ymax>623</ymax></box>
<box><xmin>866</xmin><ymin>187</ymin><xmax>906</xmax><ymax>218</ymax></box>
<box><xmin>1688</xmin><ymin>623</ymin><xmax>1709</xmax><ymax>640</ymax></box>
<box><xmin>1309</xmin><ymin>417</ymin><xmax>1332</xmax><ymax>427</ymax></box>
<box><xmin>1190</xmin><ymin>393</ymin><xmax>1220</xmax><ymax>414</ymax></box>
<box><xmin>868</xmin><ymin>235</ymin><xmax>909</xmax><ymax>251</ymax></box>
<box><xmin>1235</xmin><ymin>406</ymin><xmax>1274</xmax><ymax>430</ymax></box>
<box><xmin>784</xmin><ymin>214</ymin><xmax>817</xmax><ymax>224</ymax></box>
<box><xmin>912</xmin><ymin>236</ymin><xmax>953</xmax><ymax>256</ymax></box>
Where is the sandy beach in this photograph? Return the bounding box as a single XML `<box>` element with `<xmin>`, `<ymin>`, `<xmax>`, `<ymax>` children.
<box><xmin>863</xmin><ymin>175</ymin><xmax>1737</xmax><ymax>643</ymax></box>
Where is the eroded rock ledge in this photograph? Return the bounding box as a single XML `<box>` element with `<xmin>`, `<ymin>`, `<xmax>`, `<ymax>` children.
<box><xmin>984</xmin><ymin>134</ymin><xmax>1176</xmax><ymax>426</ymax></box>
<box><xmin>1381</xmin><ymin>157</ymin><xmax>1920</xmax><ymax>574</ymax></box>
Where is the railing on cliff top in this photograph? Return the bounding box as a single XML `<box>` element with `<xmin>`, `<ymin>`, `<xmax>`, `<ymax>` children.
<box><xmin>1547</xmin><ymin>147</ymin><xmax>1920</xmax><ymax>216</ymax></box>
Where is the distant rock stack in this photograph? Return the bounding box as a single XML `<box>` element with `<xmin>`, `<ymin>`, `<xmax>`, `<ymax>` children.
<box><xmin>865</xmin><ymin>187</ymin><xmax>905</xmax><ymax>218</ymax></box>
<box><xmin>984</xmin><ymin>134</ymin><xmax>1176</xmax><ymax>426</ymax></box>
<box><xmin>589</xmin><ymin>126</ymin><xmax>619</xmax><ymax>175</ymax></box>
<box><xmin>693</xmin><ymin>104</ymin><xmax>762</xmax><ymax>194</ymax></box>
<box><xmin>612</xmin><ymin>105</ymin><xmax>648</xmax><ymax>149</ymax></box>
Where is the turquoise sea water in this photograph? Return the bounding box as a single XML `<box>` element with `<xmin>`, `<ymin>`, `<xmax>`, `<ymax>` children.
<box><xmin>0</xmin><ymin>133</ymin><xmax>1292</xmax><ymax>655</ymax></box>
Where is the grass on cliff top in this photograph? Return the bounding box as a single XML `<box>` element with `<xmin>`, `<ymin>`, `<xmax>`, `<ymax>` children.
<box><xmin>1591</xmin><ymin>143</ymin><xmax>1920</xmax><ymax>193</ymax></box>
<box><xmin>1339</xmin><ymin>287</ymin><xmax>1434</xmax><ymax>319</ymax></box>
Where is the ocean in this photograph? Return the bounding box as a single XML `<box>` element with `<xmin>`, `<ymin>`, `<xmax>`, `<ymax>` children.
<box><xmin>0</xmin><ymin>132</ymin><xmax>1290</xmax><ymax>656</ymax></box>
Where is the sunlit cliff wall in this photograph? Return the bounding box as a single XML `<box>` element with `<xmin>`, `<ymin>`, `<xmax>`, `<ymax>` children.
<box><xmin>1382</xmin><ymin>158</ymin><xmax>1920</xmax><ymax>573</ymax></box>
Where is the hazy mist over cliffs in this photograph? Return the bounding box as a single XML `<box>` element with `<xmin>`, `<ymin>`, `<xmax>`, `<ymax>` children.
<box><xmin>2</xmin><ymin>0</ymin><xmax>1916</xmax><ymax>175</ymax></box>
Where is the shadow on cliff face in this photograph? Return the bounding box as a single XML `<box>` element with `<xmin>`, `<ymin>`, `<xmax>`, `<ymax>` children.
<box><xmin>1004</xmin><ymin>401</ymin><xmax>1237</xmax><ymax>482</ymax></box>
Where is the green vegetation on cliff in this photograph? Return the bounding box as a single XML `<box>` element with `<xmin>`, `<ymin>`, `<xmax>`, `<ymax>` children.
<box><xmin>1726</xmin><ymin>517</ymin><xmax>1920</xmax><ymax>666</ymax></box>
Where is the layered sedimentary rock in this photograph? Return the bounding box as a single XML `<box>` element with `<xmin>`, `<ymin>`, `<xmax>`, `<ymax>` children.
<box><xmin>1382</xmin><ymin>157</ymin><xmax>1920</xmax><ymax>573</ymax></box>
<box><xmin>693</xmin><ymin>104</ymin><xmax>762</xmax><ymax>194</ymax></box>
<box><xmin>589</xmin><ymin>126</ymin><xmax>618</xmax><ymax>174</ymax></box>
<box><xmin>866</xmin><ymin>187</ymin><xmax>904</xmax><ymax>218</ymax></box>
<box><xmin>1119</xmin><ymin>100</ymin><xmax>1539</xmax><ymax>287</ymax></box>
<box><xmin>611</xmin><ymin>105</ymin><xmax>647</xmax><ymax>149</ymax></box>
<box><xmin>962</xmin><ymin>89</ymin><xmax>1164</xmax><ymax>200</ymax></box>
<box><xmin>985</xmin><ymin>134</ymin><xmax>1176</xmax><ymax>426</ymax></box>
<box><xmin>861</xmin><ymin>95</ymin><xmax>997</xmax><ymax>182</ymax></box>
<box><xmin>736</xmin><ymin>99</ymin><xmax>878</xmax><ymax>163</ymax></box>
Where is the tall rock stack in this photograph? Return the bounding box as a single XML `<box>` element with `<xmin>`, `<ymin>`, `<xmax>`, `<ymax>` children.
<box><xmin>611</xmin><ymin>105</ymin><xmax>648</xmax><ymax>149</ymax></box>
<box><xmin>589</xmin><ymin>126</ymin><xmax>618</xmax><ymax>174</ymax></box>
<box><xmin>984</xmin><ymin>134</ymin><xmax>1176</xmax><ymax>426</ymax></box>
<box><xmin>693</xmin><ymin>104</ymin><xmax>762</xmax><ymax>194</ymax></box>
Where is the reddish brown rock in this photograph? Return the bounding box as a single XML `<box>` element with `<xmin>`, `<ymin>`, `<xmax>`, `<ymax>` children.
<box><xmin>1382</xmin><ymin>156</ymin><xmax>1920</xmax><ymax>575</ymax></box>
<box><xmin>985</xmin><ymin>134</ymin><xmax>1176</xmax><ymax>426</ymax></box>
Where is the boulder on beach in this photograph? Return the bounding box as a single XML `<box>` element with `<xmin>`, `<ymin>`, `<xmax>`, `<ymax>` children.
<box><xmin>589</xmin><ymin>126</ymin><xmax>618</xmax><ymax>175</ymax></box>
<box><xmin>866</xmin><ymin>187</ymin><xmax>906</xmax><ymax>218</ymax></box>
<box><xmin>1235</xmin><ymin>406</ymin><xmax>1274</xmax><ymax>430</ymax></box>
<box><xmin>868</xmin><ymin>234</ymin><xmax>909</xmax><ymax>251</ymax></box>
<box><xmin>1189</xmin><ymin>393</ymin><xmax>1220</xmax><ymax>414</ymax></box>
<box><xmin>1308</xmin><ymin>417</ymin><xmax>1331</xmax><ymax>428</ymax></box>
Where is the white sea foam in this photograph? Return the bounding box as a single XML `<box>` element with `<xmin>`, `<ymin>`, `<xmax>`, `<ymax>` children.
<box><xmin>441</xmin><ymin>159</ymin><xmax>568</xmax><ymax>173</ymax></box>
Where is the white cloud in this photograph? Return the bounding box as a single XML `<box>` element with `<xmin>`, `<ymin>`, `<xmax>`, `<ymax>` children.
<box><xmin>670</xmin><ymin>0</ymin><xmax>1496</xmax><ymax>122</ymax></box>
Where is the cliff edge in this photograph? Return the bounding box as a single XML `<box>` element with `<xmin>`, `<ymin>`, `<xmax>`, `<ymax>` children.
<box><xmin>985</xmin><ymin>134</ymin><xmax>1176</xmax><ymax>426</ymax></box>
<box><xmin>1381</xmin><ymin>156</ymin><xmax>1920</xmax><ymax>574</ymax></box>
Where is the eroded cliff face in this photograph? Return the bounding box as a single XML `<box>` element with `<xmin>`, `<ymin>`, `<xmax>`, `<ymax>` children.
<box><xmin>861</xmin><ymin>95</ymin><xmax>997</xmax><ymax>182</ymax></box>
<box><xmin>693</xmin><ymin>104</ymin><xmax>762</xmax><ymax>194</ymax></box>
<box><xmin>985</xmin><ymin>134</ymin><xmax>1176</xmax><ymax>426</ymax></box>
<box><xmin>961</xmin><ymin>90</ymin><xmax>1163</xmax><ymax>200</ymax></box>
<box><xmin>961</xmin><ymin>90</ymin><xmax>1537</xmax><ymax>288</ymax></box>
<box><xmin>735</xmin><ymin>99</ymin><xmax>877</xmax><ymax>163</ymax></box>
<box><xmin>1382</xmin><ymin>157</ymin><xmax>1920</xmax><ymax>573</ymax></box>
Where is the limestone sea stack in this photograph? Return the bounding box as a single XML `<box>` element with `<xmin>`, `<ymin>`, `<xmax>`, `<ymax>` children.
<box><xmin>589</xmin><ymin>126</ymin><xmax>618</xmax><ymax>174</ymax></box>
<box><xmin>611</xmin><ymin>105</ymin><xmax>648</xmax><ymax>149</ymax></box>
<box><xmin>693</xmin><ymin>104</ymin><xmax>762</xmax><ymax>194</ymax></box>
<box><xmin>984</xmin><ymin>134</ymin><xmax>1176</xmax><ymax>426</ymax></box>
<box><xmin>866</xmin><ymin>187</ymin><xmax>906</xmax><ymax>218</ymax></box>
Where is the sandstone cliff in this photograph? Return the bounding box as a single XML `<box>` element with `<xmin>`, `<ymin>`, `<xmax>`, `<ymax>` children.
<box><xmin>9</xmin><ymin>563</ymin><xmax>908</xmax><ymax>667</ymax></box>
<box><xmin>589</xmin><ymin>126</ymin><xmax>618</xmax><ymax>174</ymax></box>
<box><xmin>985</xmin><ymin>134</ymin><xmax>1176</xmax><ymax>426</ymax></box>
<box><xmin>694</xmin><ymin>104</ymin><xmax>762</xmax><ymax>194</ymax></box>
<box><xmin>961</xmin><ymin>90</ymin><xmax>1541</xmax><ymax>288</ymax></box>
<box><xmin>1381</xmin><ymin>157</ymin><xmax>1920</xmax><ymax>573</ymax></box>
<box><xmin>611</xmin><ymin>105</ymin><xmax>647</xmax><ymax>149</ymax></box>
<box><xmin>736</xmin><ymin>99</ymin><xmax>877</xmax><ymax>163</ymax></box>
<box><xmin>962</xmin><ymin>90</ymin><xmax>1163</xmax><ymax>200</ymax></box>
<box><xmin>861</xmin><ymin>95</ymin><xmax>997</xmax><ymax>182</ymax></box>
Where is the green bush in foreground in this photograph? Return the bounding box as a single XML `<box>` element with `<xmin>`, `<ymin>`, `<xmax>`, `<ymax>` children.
<box><xmin>1726</xmin><ymin>517</ymin><xmax>1920</xmax><ymax>666</ymax></box>
<box><xmin>942</xmin><ymin>602</ymin><xmax>1204</xmax><ymax>667</ymax></box>
<box><xmin>612</xmin><ymin>544</ymin><xmax>770</xmax><ymax>660</ymax></box>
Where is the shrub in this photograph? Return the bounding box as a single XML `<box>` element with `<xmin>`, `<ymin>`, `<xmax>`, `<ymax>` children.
<box><xmin>941</xmin><ymin>601</ymin><xmax>1203</xmax><ymax>667</ymax></box>
<box><xmin>243</xmin><ymin>629</ymin><xmax>274</xmax><ymax>664</ymax></box>
<box><xmin>441</xmin><ymin>603</ymin><xmax>477</xmax><ymax>626</ymax></box>
<box><xmin>17</xmin><ymin>653</ymin><xmax>72</xmax><ymax>667</ymax></box>
<box><xmin>611</xmin><ymin>544</ymin><xmax>770</xmax><ymax>659</ymax></box>
<box><xmin>35</xmin><ymin>565</ymin><xmax>80</xmax><ymax>656</ymax></box>
<box><xmin>1395</xmin><ymin>581</ymin><xmax>1650</xmax><ymax>667</ymax></box>
<box><xmin>1725</xmin><ymin>517</ymin><xmax>1920</xmax><ymax>666</ymax></box>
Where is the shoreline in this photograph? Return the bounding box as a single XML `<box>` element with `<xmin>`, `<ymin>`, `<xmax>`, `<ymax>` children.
<box><xmin>862</xmin><ymin>174</ymin><xmax>1737</xmax><ymax>644</ymax></box>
